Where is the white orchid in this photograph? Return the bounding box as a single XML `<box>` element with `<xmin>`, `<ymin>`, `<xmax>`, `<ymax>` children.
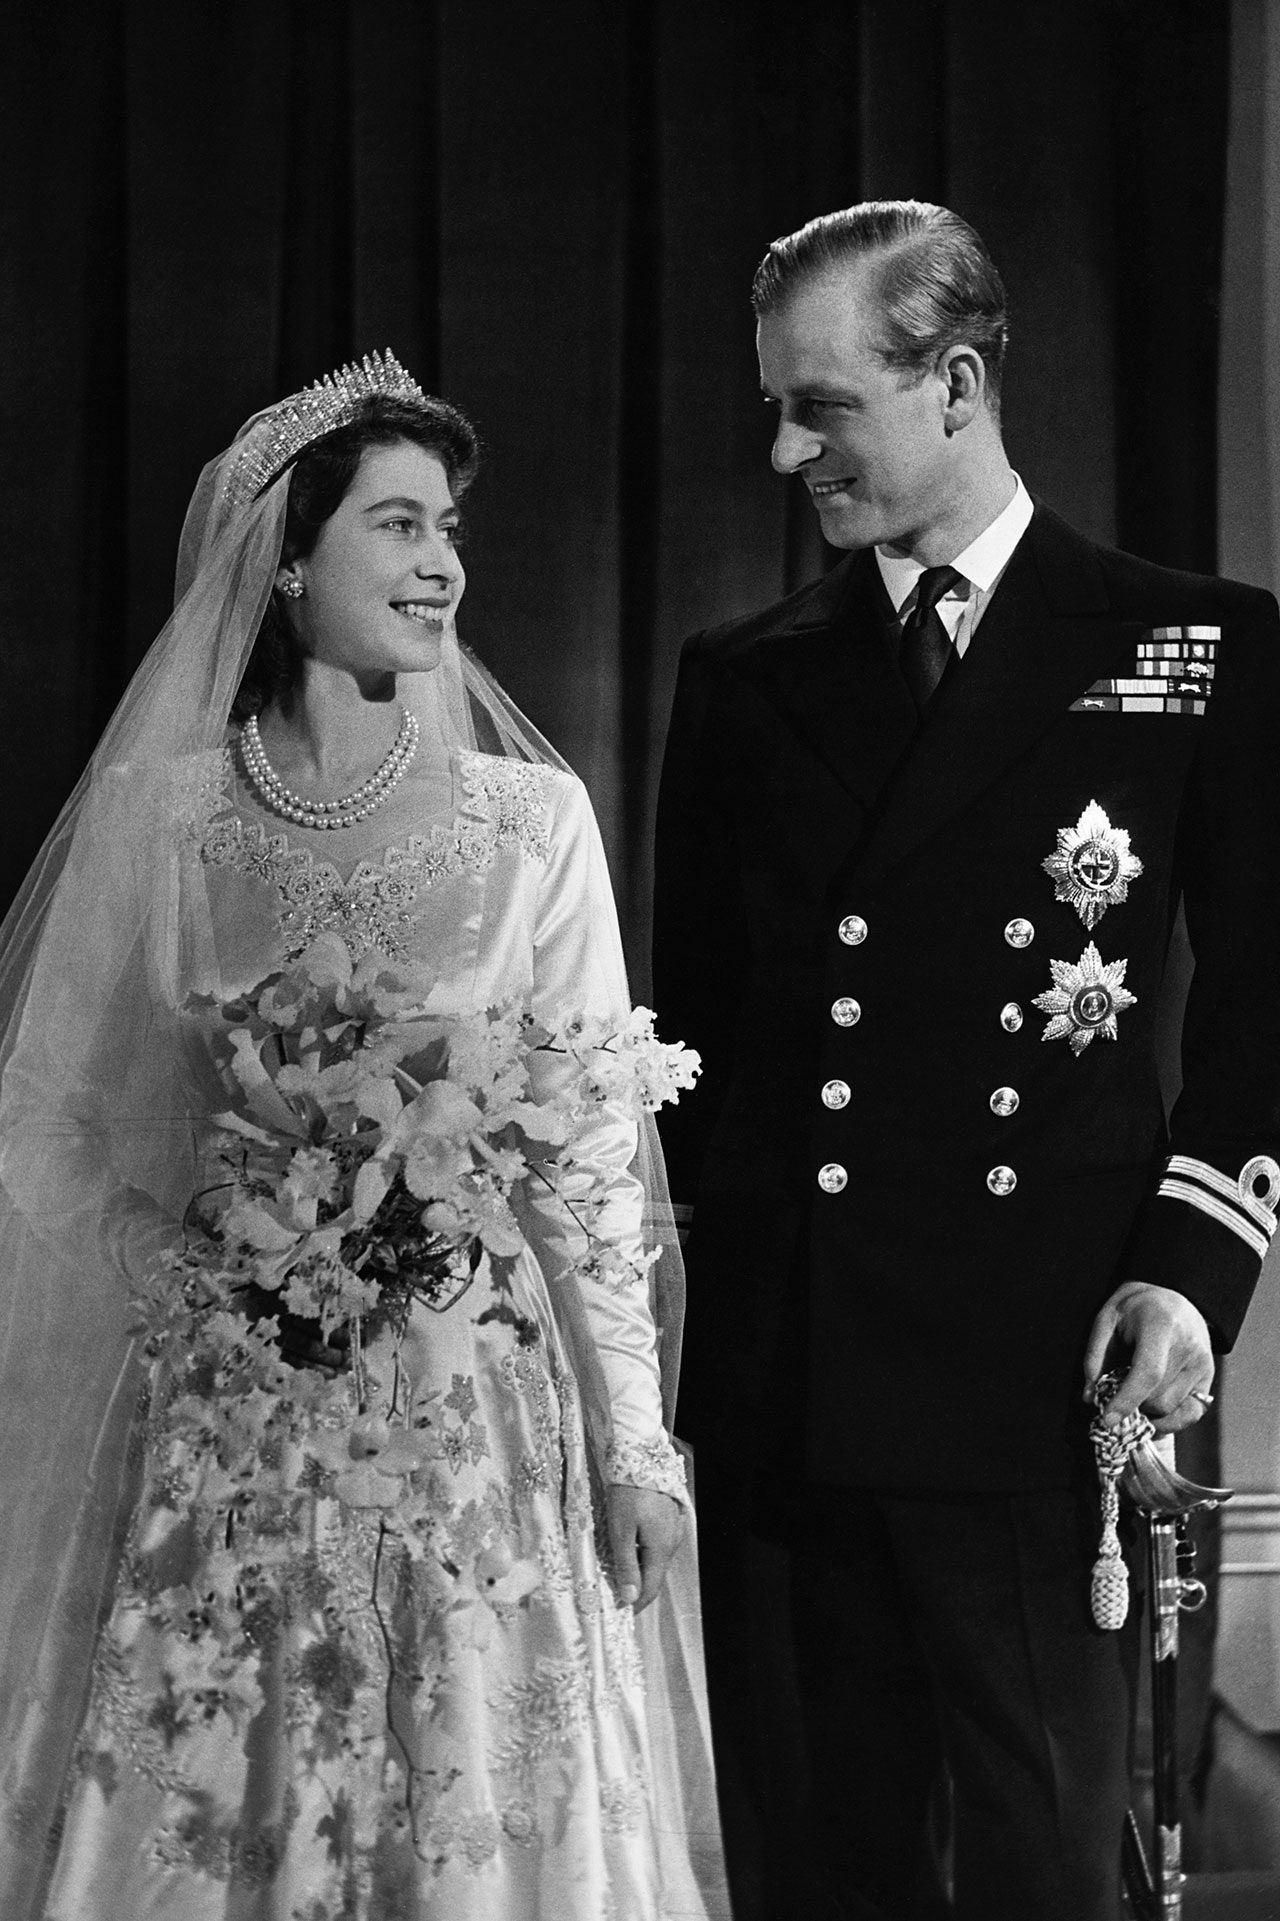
<box><xmin>130</xmin><ymin>939</ymin><xmax>697</xmax><ymax>1749</ymax></box>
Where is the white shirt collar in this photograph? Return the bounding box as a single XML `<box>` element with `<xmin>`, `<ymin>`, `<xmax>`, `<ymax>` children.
<box><xmin>875</xmin><ymin>474</ymin><xmax>1034</xmax><ymax>613</ymax></box>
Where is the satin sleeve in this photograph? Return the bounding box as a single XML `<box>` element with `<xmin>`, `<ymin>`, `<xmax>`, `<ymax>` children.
<box><xmin>515</xmin><ymin>775</ymin><xmax>688</xmax><ymax>1504</ymax></box>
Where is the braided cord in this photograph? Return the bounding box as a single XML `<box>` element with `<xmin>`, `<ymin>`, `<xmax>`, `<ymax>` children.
<box><xmin>1089</xmin><ymin>1370</ymin><xmax>1154</xmax><ymax>1629</ymax></box>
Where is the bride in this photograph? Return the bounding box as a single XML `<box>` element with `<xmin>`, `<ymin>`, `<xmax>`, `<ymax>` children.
<box><xmin>0</xmin><ymin>355</ymin><xmax>725</xmax><ymax>1919</ymax></box>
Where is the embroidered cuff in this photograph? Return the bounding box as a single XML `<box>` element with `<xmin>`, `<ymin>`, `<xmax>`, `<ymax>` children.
<box><xmin>1158</xmin><ymin>1154</ymin><xmax>1280</xmax><ymax>1264</ymax></box>
<box><xmin>606</xmin><ymin>1435</ymin><xmax>689</xmax><ymax>1503</ymax></box>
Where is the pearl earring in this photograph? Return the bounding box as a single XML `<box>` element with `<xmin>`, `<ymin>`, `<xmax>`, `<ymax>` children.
<box><xmin>279</xmin><ymin>578</ymin><xmax>304</xmax><ymax>600</ymax></box>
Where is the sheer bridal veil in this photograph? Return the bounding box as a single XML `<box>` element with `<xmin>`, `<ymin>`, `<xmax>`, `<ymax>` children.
<box><xmin>0</xmin><ymin>359</ymin><xmax>714</xmax><ymax>1915</ymax></box>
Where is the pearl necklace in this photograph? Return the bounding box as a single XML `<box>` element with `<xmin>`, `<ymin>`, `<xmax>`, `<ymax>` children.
<box><xmin>240</xmin><ymin>709</ymin><xmax>420</xmax><ymax>830</ymax></box>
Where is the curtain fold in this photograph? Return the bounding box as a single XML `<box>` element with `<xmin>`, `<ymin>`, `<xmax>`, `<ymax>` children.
<box><xmin>0</xmin><ymin>0</ymin><xmax>1231</xmax><ymax>982</ymax></box>
<box><xmin>1</xmin><ymin>0</ymin><xmax>1261</xmax><ymax>1872</ymax></box>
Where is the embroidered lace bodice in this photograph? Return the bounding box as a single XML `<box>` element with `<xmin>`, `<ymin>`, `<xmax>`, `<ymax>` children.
<box><xmin>195</xmin><ymin>744</ymin><xmax>557</xmax><ymax>965</ymax></box>
<box><xmin>18</xmin><ymin>740</ymin><xmax>709</xmax><ymax>1921</ymax></box>
<box><xmin>174</xmin><ymin>738</ymin><xmax>686</xmax><ymax>1506</ymax></box>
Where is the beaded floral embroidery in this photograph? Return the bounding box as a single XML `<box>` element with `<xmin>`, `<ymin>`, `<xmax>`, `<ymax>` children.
<box><xmin>197</xmin><ymin>750</ymin><xmax>557</xmax><ymax>963</ymax></box>
<box><xmin>606</xmin><ymin>1436</ymin><xmax>689</xmax><ymax>1502</ymax></box>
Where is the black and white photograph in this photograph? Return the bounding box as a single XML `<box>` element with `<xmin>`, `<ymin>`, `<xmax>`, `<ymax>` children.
<box><xmin>2</xmin><ymin>5</ymin><xmax>1280</xmax><ymax>1918</ymax></box>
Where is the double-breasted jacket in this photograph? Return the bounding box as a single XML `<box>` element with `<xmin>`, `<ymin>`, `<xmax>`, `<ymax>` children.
<box><xmin>653</xmin><ymin>503</ymin><xmax>1280</xmax><ymax>1490</ymax></box>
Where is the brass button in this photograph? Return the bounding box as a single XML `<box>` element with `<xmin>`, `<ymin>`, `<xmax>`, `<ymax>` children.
<box><xmin>1000</xmin><ymin>1002</ymin><xmax>1024</xmax><ymax>1032</ymax></box>
<box><xmin>1004</xmin><ymin>919</ymin><xmax>1035</xmax><ymax>949</ymax></box>
<box><xmin>818</xmin><ymin>1163</ymin><xmax>848</xmax><ymax>1193</ymax></box>
<box><xmin>987</xmin><ymin>1165</ymin><xmax>1017</xmax><ymax>1196</ymax></box>
<box><xmin>831</xmin><ymin>997</ymin><xmax>862</xmax><ymax>1027</ymax></box>
<box><xmin>838</xmin><ymin>915</ymin><xmax>868</xmax><ymax>946</ymax></box>
<box><xmin>821</xmin><ymin>1079</ymin><xmax>851</xmax><ymax>1109</ymax></box>
<box><xmin>990</xmin><ymin>1087</ymin><xmax>1020</xmax><ymax>1118</ymax></box>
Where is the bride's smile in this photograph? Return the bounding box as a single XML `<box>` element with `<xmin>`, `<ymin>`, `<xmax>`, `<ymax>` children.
<box><xmin>278</xmin><ymin>440</ymin><xmax>466</xmax><ymax>684</ymax></box>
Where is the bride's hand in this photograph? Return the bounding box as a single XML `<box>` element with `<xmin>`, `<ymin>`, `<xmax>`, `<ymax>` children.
<box><xmin>606</xmin><ymin>1483</ymin><xmax>685</xmax><ymax>1613</ymax></box>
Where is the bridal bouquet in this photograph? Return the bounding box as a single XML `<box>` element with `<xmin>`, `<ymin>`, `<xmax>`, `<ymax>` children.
<box><xmin>134</xmin><ymin>931</ymin><xmax>699</xmax><ymax>1505</ymax></box>
<box><xmin>116</xmin><ymin>933</ymin><xmax>698</xmax><ymax>1785</ymax></box>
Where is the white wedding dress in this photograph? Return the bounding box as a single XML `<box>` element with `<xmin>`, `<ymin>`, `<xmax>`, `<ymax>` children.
<box><xmin>38</xmin><ymin>747</ymin><xmax>722</xmax><ymax>1921</ymax></box>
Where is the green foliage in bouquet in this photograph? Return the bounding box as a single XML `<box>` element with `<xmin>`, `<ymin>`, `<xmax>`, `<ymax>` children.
<box><xmin>110</xmin><ymin>935</ymin><xmax>698</xmax><ymax>1840</ymax></box>
<box><xmin>137</xmin><ymin>930</ymin><xmax>699</xmax><ymax>1428</ymax></box>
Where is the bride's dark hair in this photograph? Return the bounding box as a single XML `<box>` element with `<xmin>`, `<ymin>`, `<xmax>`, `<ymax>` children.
<box><xmin>232</xmin><ymin>394</ymin><xmax>480</xmax><ymax>720</ymax></box>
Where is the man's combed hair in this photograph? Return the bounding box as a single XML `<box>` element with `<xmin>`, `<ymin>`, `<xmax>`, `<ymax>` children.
<box><xmin>751</xmin><ymin>199</ymin><xmax>1010</xmax><ymax>409</ymax></box>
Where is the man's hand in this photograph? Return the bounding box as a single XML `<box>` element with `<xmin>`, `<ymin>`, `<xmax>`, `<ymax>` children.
<box><xmin>605</xmin><ymin>1484</ymin><xmax>685</xmax><ymax>1612</ymax></box>
<box><xmin>1083</xmin><ymin>1280</ymin><xmax>1215</xmax><ymax>1434</ymax></box>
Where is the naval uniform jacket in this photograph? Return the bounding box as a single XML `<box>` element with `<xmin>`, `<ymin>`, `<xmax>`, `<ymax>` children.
<box><xmin>653</xmin><ymin>502</ymin><xmax>1280</xmax><ymax>1491</ymax></box>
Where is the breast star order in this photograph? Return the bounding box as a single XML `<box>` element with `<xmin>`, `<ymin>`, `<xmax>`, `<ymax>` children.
<box><xmin>1042</xmin><ymin>801</ymin><xmax>1143</xmax><ymax>930</ymax></box>
<box><xmin>1032</xmin><ymin>943</ymin><xmax>1137</xmax><ymax>1055</ymax></box>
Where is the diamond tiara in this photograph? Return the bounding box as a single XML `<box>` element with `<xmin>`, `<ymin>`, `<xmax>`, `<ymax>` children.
<box><xmin>223</xmin><ymin>349</ymin><xmax>427</xmax><ymax>506</ymax></box>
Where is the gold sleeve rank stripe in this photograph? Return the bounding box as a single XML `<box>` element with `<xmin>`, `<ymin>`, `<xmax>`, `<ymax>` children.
<box><xmin>1157</xmin><ymin>1152</ymin><xmax>1280</xmax><ymax>1262</ymax></box>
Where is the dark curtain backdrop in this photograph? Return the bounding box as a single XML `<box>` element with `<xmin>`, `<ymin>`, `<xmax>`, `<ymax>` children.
<box><xmin>0</xmin><ymin>0</ymin><xmax>1228</xmax><ymax>988</ymax></box>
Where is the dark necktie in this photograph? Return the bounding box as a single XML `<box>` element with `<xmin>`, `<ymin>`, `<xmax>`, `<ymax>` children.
<box><xmin>900</xmin><ymin>565</ymin><xmax>963</xmax><ymax>709</ymax></box>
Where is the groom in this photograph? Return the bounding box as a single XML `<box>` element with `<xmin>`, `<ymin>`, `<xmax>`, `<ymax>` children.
<box><xmin>653</xmin><ymin>200</ymin><xmax>1280</xmax><ymax>1920</ymax></box>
